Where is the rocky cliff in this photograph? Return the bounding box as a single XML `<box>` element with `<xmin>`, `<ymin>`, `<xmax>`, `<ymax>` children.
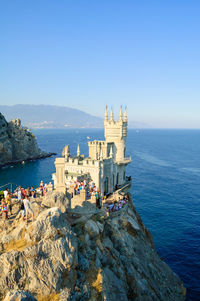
<box><xmin>0</xmin><ymin>113</ymin><xmax>52</xmax><ymax>168</ymax></box>
<box><xmin>0</xmin><ymin>192</ymin><xmax>186</xmax><ymax>301</ymax></box>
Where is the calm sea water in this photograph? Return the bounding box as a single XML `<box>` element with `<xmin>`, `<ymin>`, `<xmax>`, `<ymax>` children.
<box><xmin>0</xmin><ymin>129</ymin><xmax>200</xmax><ymax>300</ymax></box>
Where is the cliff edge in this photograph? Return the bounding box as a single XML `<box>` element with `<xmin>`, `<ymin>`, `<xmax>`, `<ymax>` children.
<box><xmin>0</xmin><ymin>113</ymin><xmax>53</xmax><ymax>168</ymax></box>
<box><xmin>0</xmin><ymin>193</ymin><xmax>186</xmax><ymax>301</ymax></box>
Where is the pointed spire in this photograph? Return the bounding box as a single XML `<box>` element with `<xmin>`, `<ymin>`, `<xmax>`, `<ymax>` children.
<box><xmin>77</xmin><ymin>144</ymin><xmax>80</xmax><ymax>157</ymax></box>
<box><xmin>110</xmin><ymin>107</ymin><xmax>114</xmax><ymax>121</ymax></box>
<box><xmin>65</xmin><ymin>145</ymin><xmax>70</xmax><ymax>157</ymax></box>
<box><xmin>105</xmin><ymin>105</ymin><xmax>108</xmax><ymax>121</ymax></box>
<box><xmin>124</xmin><ymin>106</ymin><xmax>127</xmax><ymax>121</ymax></box>
<box><xmin>62</xmin><ymin>145</ymin><xmax>70</xmax><ymax>157</ymax></box>
<box><xmin>119</xmin><ymin>105</ymin><xmax>123</xmax><ymax>121</ymax></box>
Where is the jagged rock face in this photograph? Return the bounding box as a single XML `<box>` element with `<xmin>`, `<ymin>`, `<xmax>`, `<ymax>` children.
<box><xmin>0</xmin><ymin>207</ymin><xmax>77</xmax><ymax>300</ymax></box>
<box><xmin>41</xmin><ymin>191</ymin><xmax>71</xmax><ymax>213</ymax></box>
<box><xmin>0</xmin><ymin>195</ymin><xmax>186</xmax><ymax>300</ymax></box>
<box><xmin>0</xmin><ymin>113</ymin><xmax>46</xmax><ymax>167</ymax></box>
<box><xmin>4</xmin><ymin>290</ymin><xmax>37</xmax><ymax>301</ymax></box>
<box><xmin>71</xmin><ymin>202</ymin><xmax>186</xmax><ymax>301</ymax></box>
<box><xmin>0</xmin><ymin>113</ymin><xmax>12</xmax><ymax>162</ymax></box>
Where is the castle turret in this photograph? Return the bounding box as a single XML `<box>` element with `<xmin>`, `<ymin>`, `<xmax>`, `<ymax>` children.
<box><xmin>77</xmin><ymin>144</ymin><xmax>80</xmax><ymax>157</ymax></box>
<box><xmin>119</xmin><ymin>105</ymin><xmax>123</xmax><ymax>121</ymax></box>
<box><xmin>110</xmin><ymin>107</ymin><xmax>114</xmax><ymax>122</ymax></box>
<box><xmin>105</xmin><ymin>106</ymin><xmax>108</xmax><ymax>121</ymax></box>
<box><xmin>104</xmin><ymin>106</ymin><xmax>128</xmax><ymax>162</ymax></box>
<box><xmin>124</xmin><ymin>106</ymin><xmax>127</xmax><ymax>122</ymax></box>
<box><xmin>62</xmin><ymin>145</ymin><xmax>70</xmax><ymax>158</ymax></box>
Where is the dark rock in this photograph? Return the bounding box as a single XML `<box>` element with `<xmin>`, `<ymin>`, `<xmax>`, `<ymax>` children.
<box><xmin>0</xmin><ymin>113</ymin><xmax>55</xmax><ymax>168</ymax></box>
<box><xmin>78</xmin><ymin>254</ymin><xmax>90</xmax><ymax>272</ymax></box>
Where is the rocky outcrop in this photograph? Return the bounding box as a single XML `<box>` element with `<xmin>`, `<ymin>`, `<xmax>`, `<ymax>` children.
<box><xmin>0</xmin><ymin>205</ymin><xmax>77</xmax><ymax>301</ymax></box>
<box><xmin>4</xmin><ymin>290</ymin><xmax>37</xmax><ymax>301</ymax></box>
<box><xmin>41</xmin><ymin>191</ymin><xmax>71</xmax><ymax>213</ymax></box>
<box><xmin>0</xmin><ymin>113</ymin><xmax>54</xmax><ymax>168</ymax></box>
<box><xmin>0</xmin><ymin>194</ymin><xmax>186</xmax><ymax>300</ymax></box>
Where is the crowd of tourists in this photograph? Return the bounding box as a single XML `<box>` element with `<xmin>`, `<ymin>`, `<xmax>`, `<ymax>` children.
<box><xmin>0</xmin><ymin>180</ymin><xmax>48</xmax><ymax>222</ymax></box>
<box><xmin>72</xmin><ymin>179</ymin><xmax>102</xmax><ymax>207</ymax></box>
<box><xmin>73</xmin><ymin>179</ymin><xmax>99</xmax><ymax>196</ymax></box>
<box><xmin>1</xmin><ymin>178</ymin><xmax>129</xmax><ymax>221</ymax></box>
<box><xmin>14</xmin><ymin>181</ymin><xmax>48</xmax><ymax>199</ymax></box>
<box><xmin>71</xmin><ymin>179</ymin><xmax>129</xmax><ymax>212</ymax></box>
<box><xmin>104</xmin><ymin>194</ymin><xmax>128</xmax><ymax>214</ymax></box>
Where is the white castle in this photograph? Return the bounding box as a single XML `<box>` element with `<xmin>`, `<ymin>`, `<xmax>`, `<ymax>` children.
<box><xmin>53</xmin><ymin>106</ymin><xmax>131</xmax><ymax>197</ymax></box>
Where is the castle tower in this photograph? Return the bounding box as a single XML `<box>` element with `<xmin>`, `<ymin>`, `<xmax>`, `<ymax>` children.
<box><xmin>104</xmin><ymin>106</ymin><xmax>128</xmax><ymax>162</ymax></box>
<box><xmin>77</xmin><ymin>144</ymin><xmax>80</xmax><ymax>157</ymax></box>
<box><xmin>105</xmin><ymin>105</ymin><xmax>108</xmax><ymax>121</ymax></box>
<box><xmin>62</xmin><ymin>145</ymin><xmax>70</xmax><ymax>158</ymax></box>
<box><xmin>124</xmin><ymin>106</ymin><xmax>127</xmax><ymax>122</ymax></box>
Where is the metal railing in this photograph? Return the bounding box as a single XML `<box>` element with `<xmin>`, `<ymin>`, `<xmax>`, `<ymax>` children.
<box><xmin>0</xmin><ymin>183</ymin><xmax>18</xmax><ymax>193</ymax></box>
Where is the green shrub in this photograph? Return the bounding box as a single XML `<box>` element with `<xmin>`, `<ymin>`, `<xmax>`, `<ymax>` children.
<box><xmin>0</xmin><ymin>190</ymin><xmax>4</xmax><ymax>200</ymax></box>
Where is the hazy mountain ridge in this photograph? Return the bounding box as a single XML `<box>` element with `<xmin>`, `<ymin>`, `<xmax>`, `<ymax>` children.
<box><xmin>0</xmin><ymin>105</ymin><xmax>103</xmax><ymax>129</ymax></box>
<box><xmin>0</xmin><ymin>105</ymin><xmax>150</xmax><ymax>129</ymax></box>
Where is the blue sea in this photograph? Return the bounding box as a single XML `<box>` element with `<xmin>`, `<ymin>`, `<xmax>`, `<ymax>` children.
<box><xmin>0</xmin><ymin>129</ymin><xmax>200</xmax><ymax>300</ymax></box>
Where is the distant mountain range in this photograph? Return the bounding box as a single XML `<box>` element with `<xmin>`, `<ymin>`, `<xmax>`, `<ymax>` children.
<box><xmin>0</xmin><ymin>105</ymin><xmax>150</xmax><ymax>129</ymax></box>
<box><xmin>0</xmin><ymin>105</ymin><xmax>103</xmax><ymax>129</ymax></box>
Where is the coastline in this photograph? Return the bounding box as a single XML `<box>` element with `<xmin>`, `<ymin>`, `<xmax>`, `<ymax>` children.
<box><xmin>0</xmin><ymin>152</ymin><xmax>56</xmax><ymax>170</ymax></box>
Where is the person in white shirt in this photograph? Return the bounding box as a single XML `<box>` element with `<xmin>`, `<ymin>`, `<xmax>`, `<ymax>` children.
<box><xmin>23</xmin><ymin>197</ymin><xmax>34</xmax><ymax>222</ymax></box>
<box><xmin>17</xmin><ymin>186</ymin><xmax>22</xmax><ymax>202</ymax></box>
<box><xmin>3</xmin><ymin>188</ymin><xmax>8</xmax><ymax>199</ymax></box>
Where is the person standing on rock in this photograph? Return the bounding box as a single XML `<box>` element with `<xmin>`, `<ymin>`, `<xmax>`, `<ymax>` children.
<box><xmin>23</xmin><ymin>196</ymin><xmax>34</xmax><ymax>223</ymax></box>
<box><xmin>30</xmin><ymin>186</ymin><xmax>35</xmax><ymax>198</ymax></box>
<box><xmin>3</xmin><ymin>188</ymin><xmax>8</xmax><ymax>199</ymax></box>
<box><xmin>20</xmin><ymin>199</ymin><xmax>25</xmax><ymax>220</ymax></box>
<box><xmin>1</xmin><ymin>199</ymin><xmax>8</xmax><ymax>220</ymax></box>
<box><xmin>22</xmin><ymin>187</ymin><xmax>26</xmax><ymax>198</ymax></box>
<box><xmin>6</xmin><ymin>193</ymin><xmax>12</xmax><ymax>216</ymax></box>
<box><xmin>17</xmin><ymin>186</ymin><xmax>22</xmax><ymax>202</ymax></box>
<box><xmin>95</xmin><ymin>191</ymin><xmax>101</xmax><ymax>209</ymax></box>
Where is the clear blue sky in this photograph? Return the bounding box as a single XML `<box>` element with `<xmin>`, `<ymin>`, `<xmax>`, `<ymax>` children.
<box><xmin>0</xmin><ymin>0</ymin><xmax>200</xmax><ymax>128</ymax></box>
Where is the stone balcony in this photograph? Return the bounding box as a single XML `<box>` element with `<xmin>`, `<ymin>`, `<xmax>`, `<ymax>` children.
<box><xmin>115</xmin><ymin>156</ymin><xmax>132</xmax><ymax>165</ymax></box>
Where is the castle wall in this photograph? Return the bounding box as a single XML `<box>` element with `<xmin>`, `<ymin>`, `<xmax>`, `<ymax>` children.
<box><xmin>100</xmin><ymin>158</ymin><xmax>127</xmax><ymax>195</ymax></box>
<box><xmin>65</xmin><ymin>159</ymin><xmax>101</xmax><ymax>189</ymax></box>
<box><xmin>88</xmin><ymin>141</ymin><xmax>114</xmax><ymax>160</ymax></box>
<box><xmin>115</xmin><ymin>164</ymin><xmax>126</xmax><ymax>186</ymax></box>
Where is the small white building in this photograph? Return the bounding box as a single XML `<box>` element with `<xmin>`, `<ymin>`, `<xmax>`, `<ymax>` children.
<box><xmin>53</xmin><ymin>106</ymin><xmax>131</xmax><ymax>195</ymax></box>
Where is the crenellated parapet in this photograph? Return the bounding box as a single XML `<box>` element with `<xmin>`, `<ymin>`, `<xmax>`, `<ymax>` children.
<box><xmin>88</xmin><ymin>140</ymin><xmax>114</xmax><ymax>160</ymax></box>
<box><xmin>104</xmin><ymin>106</ymin><xmax>128</xmax><ymax>139</ymax></box>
